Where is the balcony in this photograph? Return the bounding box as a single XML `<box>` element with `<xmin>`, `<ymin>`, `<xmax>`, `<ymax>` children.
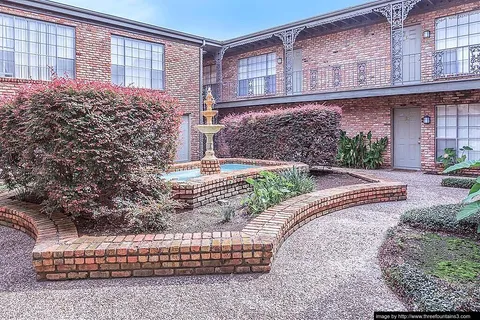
<box><xmin>211</xmin><ymin>47</ymin><xmax>480</xmax><ymax>104</ymax></box>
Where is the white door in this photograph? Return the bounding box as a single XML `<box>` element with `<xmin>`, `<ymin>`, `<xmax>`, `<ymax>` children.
<box><xmin>402</xmin><ymin>25</ymin><xmax>421</xmax><ymax>83</ymax></box>
<box><xmin>292</xmin><ymin>49</ymin><xmax>302</xmax><ymax>94</ymax></box>
<box><xmin>394</xmin><ymin>108</ymin><xmax>421</xmax><ymax>169</ymax></box>
<box><xmin>175</xmin><ymin>115</ymin><xmax>190</xmax><ymax>162</ymax></box>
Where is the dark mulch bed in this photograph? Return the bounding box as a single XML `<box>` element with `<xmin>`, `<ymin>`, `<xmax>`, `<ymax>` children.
<box><xmin>167</xmin><ymin>195</ymin><xmax>251</xmax><ymax>234</ymax></box>
<box><xmin>313</xmin><ymin>172</ymin><xmax>367</xmax><ymax>190</ymax></box>
<box><xmin>379</xmin><ymin>204</ymin><xmax>480</xmax><ymax>311</ymax></box>
<box><xmin>65</xmin><ymin>172</ymin><xmax>368</xmax><ymax>236</ymax></box>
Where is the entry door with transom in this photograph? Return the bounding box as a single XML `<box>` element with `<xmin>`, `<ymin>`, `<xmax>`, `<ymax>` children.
<box><xmin>175</xmin><ymin>115</ymin><xmax>190</xmax><ymax>162</ymax></box>
<box><xmin>402</xmin><ymin>25</ymin><xmax>421</xmax><ymax>83</ymax></box>
<box><xmin>394</xmin><ymin>108</ymin><xmax>421</xmax><ymax>169</ymax></box>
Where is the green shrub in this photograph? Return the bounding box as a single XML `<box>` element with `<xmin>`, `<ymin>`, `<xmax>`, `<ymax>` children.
<box><xmin>0</xmin><ymin>78</ymin><xmax>181</xmax><ymax>232</ymax></box>
<box><xmin>400</xmin><ymin>204</ymin><xmax>479</xmax><ymax>236</ymax></box>
<box><xmin>441</xmin><ymin>177</ymin><xmax>477</xmax><ymax>189</ymax></box>
<box><xmin>244</xmin><ymin>167</ymin><xmax>315</xmax><ymax>215</ymax></box>
<box><xmin>437</xmin><ymin>146</ymin><xmax>472</xmax><ymax>169</ymax></box>
<box><xmin>337</xmin><ymin>130</ymin><xmax>388</xmax><ymax>169</ymax></box>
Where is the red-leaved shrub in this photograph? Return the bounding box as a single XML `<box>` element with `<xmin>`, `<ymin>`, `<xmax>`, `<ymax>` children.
<box><xmin>0</xmin><ymin>78</ymin><xmax>181</xmax><ymax>232</ymax></box>
<box><xmin>218</xmin><ymin>104</ymin><xmax>342</xmax><ymax>166</ymax></box>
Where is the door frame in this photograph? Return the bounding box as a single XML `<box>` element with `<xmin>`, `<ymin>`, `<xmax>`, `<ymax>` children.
<box><xmin>292</xmin><ymin>48</ymin><xmax>302</xmax><ymax>94</ymax></box>
<box><xmin>175</xmin><ymin>113</ymin><xmax>191</xmax><ymax>163</ymax></box>
<box><xmin>392</xmin><ymin>106</ymin><xmax>422</xmax><ymax>170</ymax></box>
<box><xmin>402</xmin><ymin>24</ymin><xmax>422</xmax><ymax>84</ymax></box>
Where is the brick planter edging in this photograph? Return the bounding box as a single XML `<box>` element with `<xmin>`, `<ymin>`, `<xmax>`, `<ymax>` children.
<box><xmin>0</xmin><ymin>169</ymin><xmax>406</xmax><ymax>281</ymax></box>
<box><xmin>166</xmin><ymin>158</ymin><xmax>309</xmax><ymax>208</ymax></box>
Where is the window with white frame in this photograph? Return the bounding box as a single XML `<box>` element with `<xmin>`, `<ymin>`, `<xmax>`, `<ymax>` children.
<box><xmin>238</xmin><ymin>53</ymin><xmax>276</xmax><ymax>96</ymax></box>
<box><xmin>0</xmin><ymin>13</ymin><xmax>75</xmax><ymax>80</ymax></box>
<box><xmin>436</xmin><ymin>104</ymin><xmax>480</xmax><ymax>161</ymax></box>
<box><xmin>435</xmin><ymin>10</ymin><xmax>480</xmax><ymax>75</ymax></box>
<box><xmin>111</xmin><ymin>36</ymin><xmax>164</xmax><ymax>90</ymax></box>
<box><xmin>203</xmin><ymin>64</ymin><xmax>216</xmax><ymax>85</ymax></box>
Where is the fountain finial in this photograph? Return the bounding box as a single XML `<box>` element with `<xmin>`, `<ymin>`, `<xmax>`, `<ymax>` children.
<box><xmin>204</xmin><ymin>87</ymin><xmax>215</xmax><ymax>111</ymax></box>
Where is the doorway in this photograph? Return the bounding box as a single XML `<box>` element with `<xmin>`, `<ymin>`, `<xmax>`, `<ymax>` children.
<box><xmin>393</xmin><ymin>107</ymin><xmax>421</xmax><ymax>169</ymax></box>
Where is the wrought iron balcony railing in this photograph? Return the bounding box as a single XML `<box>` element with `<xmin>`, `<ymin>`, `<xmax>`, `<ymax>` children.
<box><xmin>433</xmin><ymin>44</ymin><xmax>480</xmax><ymax>79</ymax></box>
<box><xmin>211</xmin><ymin>50</ymin><xmax>479</xmax><ymax>103</ymax></box>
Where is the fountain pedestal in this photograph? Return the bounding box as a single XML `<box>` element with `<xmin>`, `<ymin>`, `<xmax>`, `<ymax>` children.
<box><xmin>196</xmin><ymin>88</ymin><xmax>225</xmax><ymax>175</ymax></box>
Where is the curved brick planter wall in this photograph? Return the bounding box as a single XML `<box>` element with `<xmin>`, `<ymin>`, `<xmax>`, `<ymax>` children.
<box><xmin>0</xmin><ymin>169</ymin><xmax>406</xmax><ymax>281</ymax></box>
<box><xmin>165</xmin><ymin>158</ymin><xmax>309</xmax><ymax>208</ymax></box>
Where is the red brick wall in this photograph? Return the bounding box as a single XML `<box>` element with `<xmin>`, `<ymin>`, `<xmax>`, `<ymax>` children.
<box><xmin>406</xmin><ymin>1</ymin><xmax>480</xmax><ymax>83</ymax></box>
<box><xmin>0</xmin><ymin>5</ymin><xmax>201</xmax><ymax>160</ymax></box>
<box><xmin>217</xmin><ymin>89</ymin><xmax>480</xmax><ymax>172</ymax></box>
<box><xmin>211</xmin><ymin>2</ymin><xmax>480</xmax><ymax>92</ymax></box>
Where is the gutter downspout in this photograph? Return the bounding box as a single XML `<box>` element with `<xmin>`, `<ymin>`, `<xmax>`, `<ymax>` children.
<box><xmin>198</xmin><ymin>39</ymin><xmax>206</xmax><ymax>160</ymax></box>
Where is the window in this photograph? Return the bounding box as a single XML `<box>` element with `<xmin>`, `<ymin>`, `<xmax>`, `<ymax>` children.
<box><xmin>238</xmin><ymin>53</ymin><xmax>276</xmax><ymax>97</ymax></box>
<box><xmin>203</xmin><ymin>64</ymin><xmax>216</xmax><ymax>85</ymax></box>
<box><xmin>436</xmin><ymin>104</ymin><xmax>480</xmax><ymax>161</ymax></box>
<box><xmin>435</xmin><ymin>10</ymin><xmax>480</xmax><ymax>75</ymax></box>
<box><xmin>0</xmin><ymin>13</ymin><xmax>75</xmax><ymax>80</ymax></box>
<box><xmin>111</xmin><ymin>36</ymin><xmax>164</xmax><ymax>90</ymax></box>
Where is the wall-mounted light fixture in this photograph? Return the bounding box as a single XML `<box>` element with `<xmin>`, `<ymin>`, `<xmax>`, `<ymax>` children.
<box><xmin>423</xmin><ymin>30</ymin><xmax>431</xmax><ymax>38</ymax></box>
<box><xmin>422</xmin><ymin>115</ymin><xmax>431</xmax><ymax>124</ymax></box>
<box><xmin>277</xmin><ymin>57</ymin><xmax>283</xmax><ymax>64</ymax></box>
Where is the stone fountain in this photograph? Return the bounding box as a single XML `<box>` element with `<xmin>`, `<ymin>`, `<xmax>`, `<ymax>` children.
<box><xmin>196</xmin><ymin>87</ymin><xmax>225</xmax><ymax>175</ymax></box>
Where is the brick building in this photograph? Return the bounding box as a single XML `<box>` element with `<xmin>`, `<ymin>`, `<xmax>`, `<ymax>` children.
<box><xmin>204</xmin><ymin>0</ymin><xmax>480</xmax><ymax>172</ymax></box>
<box><xmin>1</xmin><ymin>0</ymin><xmax>480</xmax><ymax>171</ymax></box>
<box><xmin>0</xmin><ymin>0</ymin><xmax>222</xmax><ymax>162</ymax></box>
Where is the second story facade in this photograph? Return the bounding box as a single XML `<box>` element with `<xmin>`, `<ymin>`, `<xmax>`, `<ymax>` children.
<box><xmin>203</xmin><ymin>0</ymin><xmax>480</xmax><ymax>107</ymax></box>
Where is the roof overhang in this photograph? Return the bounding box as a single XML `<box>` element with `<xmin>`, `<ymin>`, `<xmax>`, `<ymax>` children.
<box><xmin>206</xmin><ymin>0</ymin><xmax>477</xmax><ymax>58</ymax></box>
<box><xmin>1</xmin><ymin>0</ymin><xmax>222</xmax><ymax>46</ymax></box>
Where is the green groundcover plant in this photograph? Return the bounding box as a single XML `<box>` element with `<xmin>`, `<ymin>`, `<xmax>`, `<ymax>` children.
<box><xmin>0</xmin><ymin>78</ymin><xmax>182</xmax><ymax>232</ymax></box>
<box><xmin>443</xmin><ymin>160</ymin><xmax>480</xmax><ymax>233</ymax></box>
<box><xmin>244</xmin><ymin>167</ymin><xmax>315</xmax><ymax>215</ymax></box>
<box><xmin>441</xmin><ymin>177</ymin><xmax>477</xmax><ymax>189</ymax></box>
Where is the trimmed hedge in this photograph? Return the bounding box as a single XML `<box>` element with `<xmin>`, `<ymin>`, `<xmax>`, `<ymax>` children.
<box><xmin>0</xmin><ymin>78</ymin><xmax>181</xmax><ymax>232</ymax></box>
<box><xmin>400</xmin><ymin>204</ymin><xmax>479</xmax><ymax>237</ymax></box>
<box><xmin>218</xmin><ymin>104</ymin><xmax>342</xmax><ymax>166</ymax></box>
<box><xmin>441</xmin><ymin>177</ymin><xmax>477</xmax><ymax>189</ymax></box>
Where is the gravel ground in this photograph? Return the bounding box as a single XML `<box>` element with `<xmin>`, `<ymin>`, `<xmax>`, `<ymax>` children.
<box><xmin>0</xmin><ymin>170</ymin><xmax>468</xmax><ymax>320</ymax></box>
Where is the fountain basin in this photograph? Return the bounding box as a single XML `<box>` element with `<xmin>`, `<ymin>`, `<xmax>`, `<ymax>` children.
<box><xmin>161</xmin><ymin>163</ymin><xmax>260</xmax><ymax>182</ymax></box>
<box><xmin>159</xmin><ymin>158</ymin><xmax>309</xmax><ymax>208</ymax></box>
<box><xmin>196</xmin><ymin>124</ymin><xmax>225</xmax><ymax>134</ymax></box>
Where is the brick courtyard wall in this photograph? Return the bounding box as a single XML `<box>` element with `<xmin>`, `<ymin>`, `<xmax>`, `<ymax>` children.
<box><xmin>0</xmin><ymin>5</ymin><xmax>201</xmax><ymax>160</ymax></box>
<box><xmin>0</xmin><ymin>169</ymin><xmax>406</xmax><ymax>281</ymax></box>
<box><xmin>217</xmin><ymin>89</ymin><xmax>480</xmax><ymax>172</ymax></box>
